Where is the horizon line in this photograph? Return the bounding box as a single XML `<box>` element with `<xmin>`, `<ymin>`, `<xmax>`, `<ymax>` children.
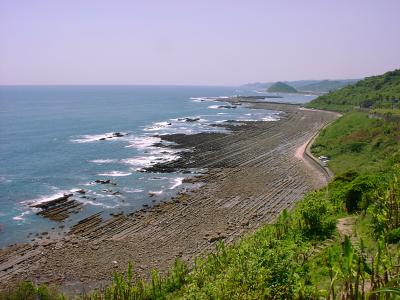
<box><xmin>0</xmin><ymin>77</ymin><xmax>362</xmax><ymax>88</ymax></box>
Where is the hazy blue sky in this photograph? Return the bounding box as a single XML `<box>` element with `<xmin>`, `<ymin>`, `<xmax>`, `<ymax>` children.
<box><xmin>0</xmin><ymin>0</ymin><xmax>399</xmax><ymax>85</ymax></box>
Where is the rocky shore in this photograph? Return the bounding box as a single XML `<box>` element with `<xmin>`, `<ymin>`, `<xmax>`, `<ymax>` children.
<box><xmin>0</xmin><ymin>102</ymin><xmax>339</xmax><ymax>294</ymax></box>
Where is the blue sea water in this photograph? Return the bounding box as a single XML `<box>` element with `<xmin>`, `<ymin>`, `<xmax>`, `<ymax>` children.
<box><xmin>0</xmin><ymin>85</ymin><xmax>316</xmax><ymax>246</ymax></box>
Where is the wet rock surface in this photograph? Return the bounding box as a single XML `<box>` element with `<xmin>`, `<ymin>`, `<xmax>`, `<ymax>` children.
<box><xmin>31</xmin><ymin>194</ymin><xmax>83</xmax><ymax>222</ymax></box>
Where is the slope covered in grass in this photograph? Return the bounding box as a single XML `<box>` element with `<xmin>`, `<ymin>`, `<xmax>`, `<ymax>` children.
<box><xmin>311</xmin><ymin>112</ymin><xmax>400</xmax><ymax>174</ymax></box>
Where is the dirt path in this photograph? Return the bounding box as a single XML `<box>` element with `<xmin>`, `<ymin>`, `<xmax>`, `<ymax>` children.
<box><xmin>0</xmin><ymin>102</ymin><xmax>339</xmax><ymax>294</ymax></box>
<box><xmin>337</xmin><ymin>217</ymin><xmax>356</xmax><ymax>238</ymax></box>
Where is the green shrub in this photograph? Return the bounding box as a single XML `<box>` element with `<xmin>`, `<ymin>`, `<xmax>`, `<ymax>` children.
<box><xmin>330</xmin><ymin>173</ymin><xmax>378</xmax><ymax>213</ymax></box>
<box><xmin>386</xmin><ymin>227</ymin><xmax>400</xmax><ymax>244</ymax></box>
<box><xmin>368</xmin><ymin>170</ymin><xmax>400</xmax><ymax>238</ymax></box>
<box><xmin>297</xmin><ymin>191</ymin><xmax>337</xmax><ymax>239</ymax></box>
<box><xmin>343</xmin><ymin>141</ymin><xmax>367</xmax><ymax>153</ymax></box>
<box><xmin>0</xmin><ymin>281</ymin><xmax>63</xmax><ymax>300</ymax></box>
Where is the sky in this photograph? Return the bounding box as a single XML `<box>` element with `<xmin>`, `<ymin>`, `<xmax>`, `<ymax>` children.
<box><xmin>0</xmin><ymin>0</ymin><xmax>399</xmax><ymax>85</ymax></box>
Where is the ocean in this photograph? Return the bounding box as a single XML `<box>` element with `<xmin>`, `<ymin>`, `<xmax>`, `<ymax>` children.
<box><xmin>0</xmin><ymin>85</ymin><xmax>316</xmax><ymax>246</ymax></box>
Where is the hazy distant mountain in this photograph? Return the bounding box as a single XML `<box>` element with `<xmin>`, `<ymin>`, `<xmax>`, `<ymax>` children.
<box><xmin>240</xmin><ymin>79</ymin><xmax>359</xmax><ymax>93</ymax></box>
<box><xmin>240</xmin><ymin>81</ymin><xmax>312</xmax><ymax>90</ymax></box>
<box><xmin>267</xmin><ymin>82</ymin><xmax>298</xmax><ymax>93</ymax></box>
<box><xmin>296</xmin><ymin>79</ymin><xmax>359</xmax><ymax>93</ymax></box>
<box><xmin>240</xmin><ymin>82</ymin><xmax>273</xmax><ymax>89</ymax></box>
<box><xmin>282</xmin><ymin>80</ymin><xmax>321</xmax><ymax>89</ymax></box>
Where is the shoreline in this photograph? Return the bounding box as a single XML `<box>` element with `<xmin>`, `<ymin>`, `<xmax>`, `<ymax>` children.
<box><xmin>0</xmin><ymin>102</ymin><xmax>340</xmax><ymax>294</ymax></box>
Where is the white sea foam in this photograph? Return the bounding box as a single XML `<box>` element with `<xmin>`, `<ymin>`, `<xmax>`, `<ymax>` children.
<box><xmin>71</xmin><ymin>132</ymin><xmax>128</xmax><ymax>143</ymax></box>
<box><xmin>71</xmin><ymin>133</ymin><xmax>112</xmax><ymax>143</ymax></box>
<box><xmin>90</xmin><ymin>159</ymin><xmax>117</xmax><ymax>164</ymax></box>
<box><xmin>237</xmin><ymin>115</ymin><xmax>280</xmax><ymax>122</ymax></box>
<box><xmin>125</xmin><ymin>136</ymin><xmax>161</xmax><ymax>149</ymax></box>
<box><xmin>20</xmin><ymin>188</ymin><xmax>117</xmax><ymax>211</ymax></box>
<box><xmin>144</xmin><ymin>121</ymin><xmax>172</xmax><ymax>132</ymax></box>
<box><xmin>122</xmin><ymin>156</ymin><xmax>158</xmax><ymax>167</ymax></box>
<box><xmin>122</xmin><ymin>152</ymin><xmax>180</xmax><ymax>170</ymax></box>
<box><xmin>21</xmin><ymin>191</ymin><xmax>70</xmax><ymax>206</ymax></box>
<box><xmin>207</xmin><ymin>105</ymin><xmax>237</xmax><ymax>110</ymax></box>
<box><xmin>169</xmin><ymin>177</ymin><xmax>184</xmax><ymax>189</ymax></box>
<box><xmin>12</xmin><ymin>211</ymin><xmax>32</xmax><ymax>221</ymax></box>
<box><xmin>173</xmin><ymin>116</ymin><xmax>203</xmax><ymax>122</ymax></box>
<box><xmin>0</xmin><ymin>175</ymin><xmax>12</xmax><ymax>184</ymax></box>
<box><xmin>97</xmin><ymin>171</ymin><xmax>132</xmax><ymax>177</ymax></box>
<box><xmin>124</xmin><ymin>188</ymin><xmax>144</xmax><ymax>193</ymax></box>
<box><xmin>190</xmin><ymin>96</ymin><xmax>228</xmax><ymax>102</ymax></box>
<box><xmin>262</xmin><ymin>116</ymin><xmax>280</xmax><ymax>121</ymax></box>
<box><xmin>78</xmin><ymin>198</ymin><xmax>115</xmax><ymax>208</ymax></box>
<box><xmin>148</xmin><ymin>190</ymin><xmax>163</xmax><ymax>195</ymax></box>
<box><xmin>190</xmin><ymin>97</ymin><xmax>217</xmax><ymax>102</ymax></box>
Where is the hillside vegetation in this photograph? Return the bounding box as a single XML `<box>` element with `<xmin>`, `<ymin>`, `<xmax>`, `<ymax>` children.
<box><xmin>297</xmin><ymin>79</ymin><xmax>358</xmax><ymax>93</ymax></box>
<box><xmin>267</xmin><ymin>81</ymin><xmax>298</xmax><ymax>93</ymax></box>
<box><xmin>311</xmin><ymin>112</ymin><xmax>400</xmax><ymax>174</ymax></box>
<box><xmin>307</xmin><ymin>69</ymin><xmax>400</xmax><ymax>112</ymax></box>
<box><xmin>241</xmin><ymin>79</ymin><xmax>357</xmax><ymax>93</ymax></box>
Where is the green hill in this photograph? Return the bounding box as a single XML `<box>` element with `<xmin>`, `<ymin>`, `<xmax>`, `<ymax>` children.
<box><xmin>297</xmin><ymin>79</ymin><xmax>358</xmax><ymax>93</ymax></box>
<box><xmin>307</xmin><ymin>69</ymin><xmax>400</xmax><ymax>111</ymax></box>
<box><xmin>267</xmin><ymin>81</ymin><xmax>298</xmax><ymax>93</ymax></box>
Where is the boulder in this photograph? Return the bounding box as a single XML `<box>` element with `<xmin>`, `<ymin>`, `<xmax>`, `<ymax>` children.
<box><xmin>94</xmin><ymin>179</ymin><xmax>116</xmax><ymax>185</ymax></box>
<box><xmin>112</xmin><ymin>132</ymin><xmax>125</xmax><ymax>137</ymax></box>
<box><xmin>178</xmin><ymin>117</ymin><xmax>200</xmax><ymax>122</ymax></box>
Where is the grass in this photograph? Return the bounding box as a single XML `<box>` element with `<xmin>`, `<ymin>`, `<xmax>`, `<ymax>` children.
<box><xmin>308</xmin><ymin>103</ymin><xmax>355</xmax><ymax>113</ymax></box>
<box><xmin>371</xmin><ymin>108</ymin><xmax>400</xmax><ymax>117</ymax></box>
<box><xmin>311</xmin><ymin>112</ymin><xmax>400</xmax><ymax>174</ymax></box>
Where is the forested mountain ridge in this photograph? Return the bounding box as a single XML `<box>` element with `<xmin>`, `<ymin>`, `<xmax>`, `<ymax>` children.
<box><xmin>307</xmin><ymin>69</ymin><xmax>400</xmax><ymax>111</ymax></box>
<box><xmin>297</xmin><ymin>79</ymin><xmax>358</xmax><ymax>93</ymax></box>
<box><xmin>267</xmin><ymin>81</ymin><xmax>298</xmax><ymax>93</ymax></box>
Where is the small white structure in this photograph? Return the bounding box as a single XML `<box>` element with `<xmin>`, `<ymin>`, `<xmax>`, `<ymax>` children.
<box><xmin>318</xmin><ymin>155</ymin><xmax>330</xmax><ymax>167</ymax></box>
